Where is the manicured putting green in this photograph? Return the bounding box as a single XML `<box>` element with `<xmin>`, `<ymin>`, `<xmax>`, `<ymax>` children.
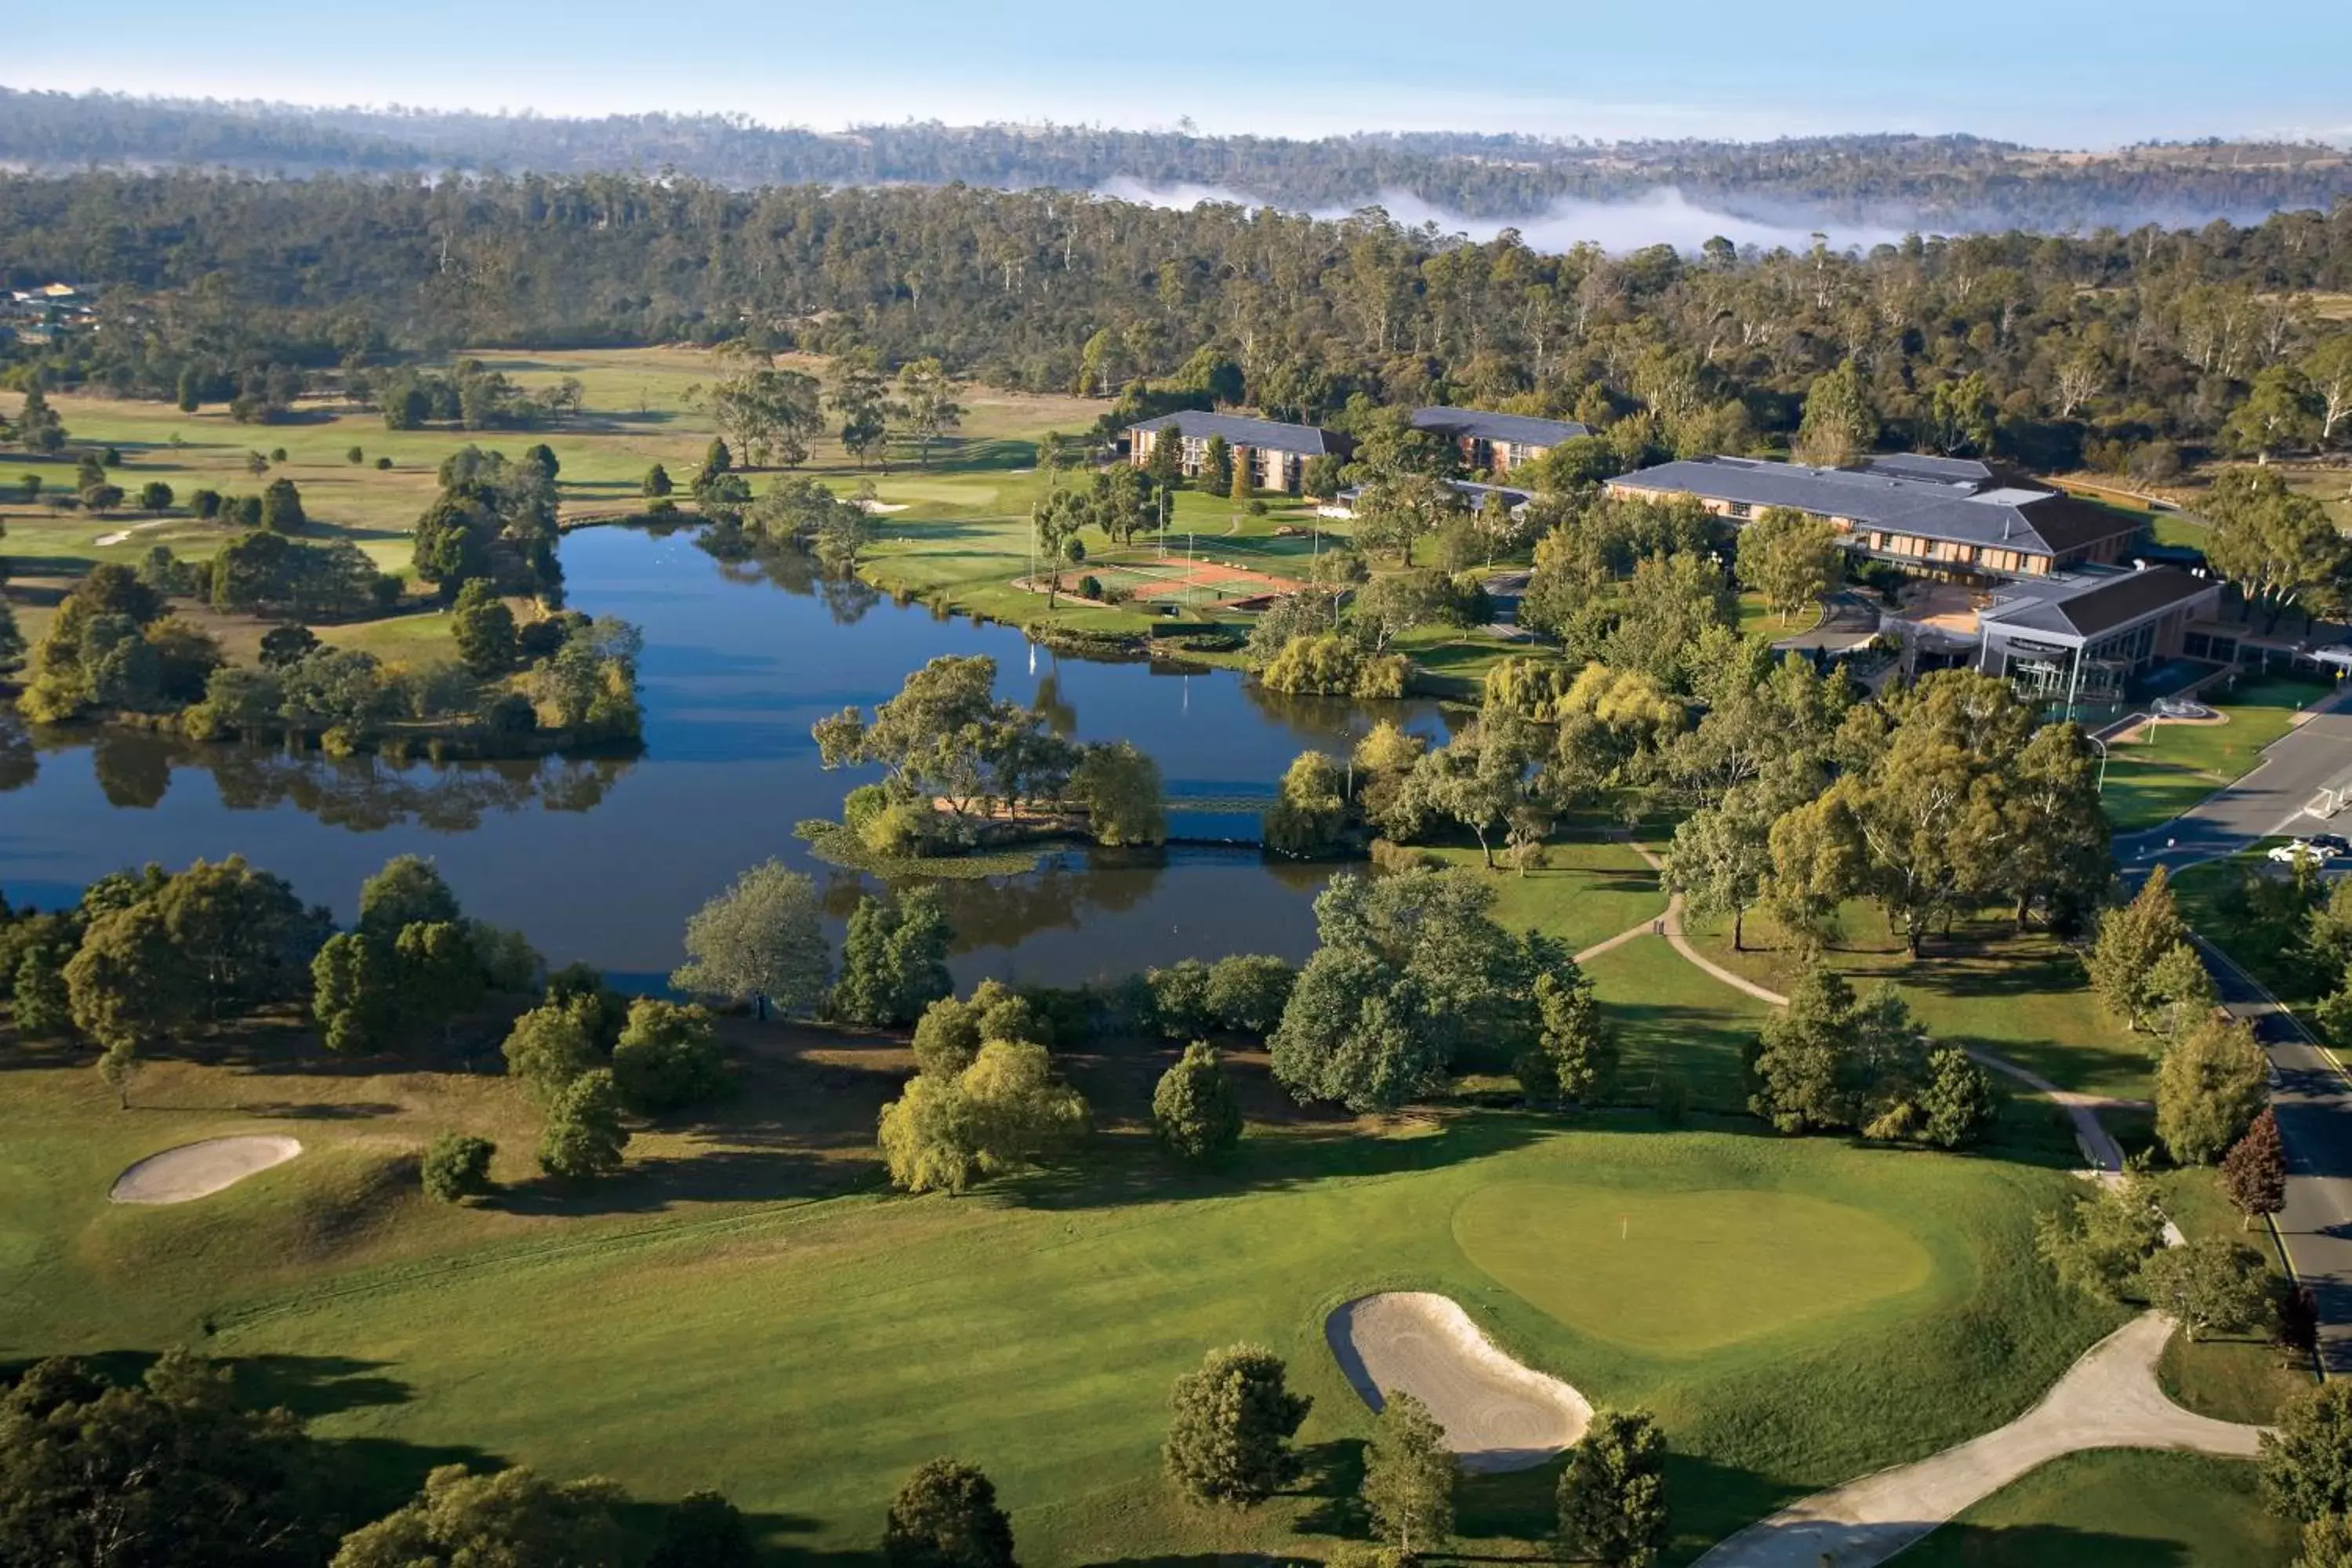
<box><xmin>1453</xmin><ymin>1183</ymin><xmax>1933</xmax><ymax>1355</ymax></box>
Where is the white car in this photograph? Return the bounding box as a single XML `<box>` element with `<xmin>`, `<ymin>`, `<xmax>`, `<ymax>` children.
<box><xmin>2269</xmin><ymin>838</ymin><xmax>2341</xmax><ymax>866</ymax></box>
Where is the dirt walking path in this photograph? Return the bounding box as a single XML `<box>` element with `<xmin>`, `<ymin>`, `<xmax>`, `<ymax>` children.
<box><xmin>1693</xmin><ymin>1314</ymin><xmax>2261</xmax><ymax>1568</ymax></box>
<box><xmin>1572</xmin><ymin>898</ymin><xmax>1675</xmax><ymax>964</ymax></box>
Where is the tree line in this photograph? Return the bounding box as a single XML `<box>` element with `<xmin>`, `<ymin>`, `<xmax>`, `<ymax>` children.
<box><xmin>9</xmin><ymin>557</ymin><xmax>642</xmax><ymax>755</ymax></box>
<box><xmin>4</xmin><ymin>89</ymin><xmax>2347</xmax><ymax>230</ymax></box>
<box><xmin>4</xmin><ymin>171</ymin><xmax>2352</xmax><ymax>483</ymax></box>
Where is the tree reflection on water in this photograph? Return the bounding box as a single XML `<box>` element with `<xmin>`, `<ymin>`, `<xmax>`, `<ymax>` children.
<box><xmin>4</xmin><ymin>714</ymin><xmax>635</xmax><ymax>833</ymax></box>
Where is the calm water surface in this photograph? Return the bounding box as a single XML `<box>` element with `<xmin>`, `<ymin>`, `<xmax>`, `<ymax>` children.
<box><xmin>0</xmin><ymin>527</ymin><xmax>1448</xmax><ymax>985</ymax></box>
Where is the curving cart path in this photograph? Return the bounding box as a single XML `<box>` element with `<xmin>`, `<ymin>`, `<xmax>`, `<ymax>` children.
<box><xmin>1602</xmin><ymin>840</ymin><xmax>2267</xmax><ymax>1568</ymax></box>
<box><xmin>1693</xmin><ymin>1314</ymin><xmax>2260</xmax><ymax>1568</ymax></box>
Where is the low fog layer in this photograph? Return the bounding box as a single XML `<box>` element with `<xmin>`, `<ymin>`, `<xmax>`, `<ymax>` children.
<box><xmin>1098</xmin><ymin>177</ymin><xmax>1916</xmax><ymax>255</ymax></box>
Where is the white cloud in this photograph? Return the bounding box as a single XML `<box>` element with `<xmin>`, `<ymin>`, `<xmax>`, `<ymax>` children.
<box><xmin>1094</xmin><ymin>180</ymin><xmax>1912</xmax><ymax>256</ymax></box>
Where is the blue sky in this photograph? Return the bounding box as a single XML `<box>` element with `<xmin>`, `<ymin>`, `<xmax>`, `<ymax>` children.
<box><xmin>14</xmin><ymin>0</ymin><xmax>2351</xmax><ymax>147</ymax></box>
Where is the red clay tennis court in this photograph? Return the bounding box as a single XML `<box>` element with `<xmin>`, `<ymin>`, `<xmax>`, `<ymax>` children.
<box><xmin>1021</xmin><ymin>554</ymin><xmax>1299</xmax><ymax>608</ymax></box>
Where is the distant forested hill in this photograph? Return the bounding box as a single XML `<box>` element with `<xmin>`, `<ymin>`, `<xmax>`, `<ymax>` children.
<box><xmin>5</xmin><ymin>167</ymin><xmax>2351</xmax><ymax>488</ymax></box>
<box><xmin>2</xmin><ymin>89</ymin><xmax>2347</xmax><ymax>232</ymax></box>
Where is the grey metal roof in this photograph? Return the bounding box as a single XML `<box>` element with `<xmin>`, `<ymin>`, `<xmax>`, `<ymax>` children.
<box><xmin>1611</xmin><ymin>456</ymin><xmax>2140</xmax><ymax>562</ymax></box>
<box><xmin>1976</xmin><ymin>566</ymin><xmax>2220</xmax><ymax>641</ymax></box>
<box><xmin>1129</xmin><ymin>410</ymin><xmax>1338</xmax><ymax>456</ymax></box>
<box><xmin>1337</xmin><ymin>478</ymin><xmax>1534</xmax><ymax>511</ymax></box>
<box><xmin>1863</xmin><ymin>453</ymin><xmax>1994</xmax><ymax>483</ymax></box>
<box><xmin>1410</xmin><ymin>406</ymin><xmax>1591</xmax><ymax>448</ymax></box>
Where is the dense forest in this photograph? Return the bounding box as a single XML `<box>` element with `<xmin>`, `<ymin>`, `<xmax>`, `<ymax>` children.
<box><xmin>3</xmin><ymin>89</ymin><xmax>2349</xmax><ymax>230</ymax></box>
<box><xmin>5</xmin><ymin>169</ymin><xmax>2352</xmax><ymax>476</ymax></box>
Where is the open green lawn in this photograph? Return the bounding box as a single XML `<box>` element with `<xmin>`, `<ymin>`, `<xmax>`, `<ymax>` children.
<box><xmin>2170</xmin><ymin>852</ymin><xmax>2331</xmax><ymax>1012</ymax></box>
<box><xmin>2100</xmin><ymin>676</ymin><xmax>2336</xmax><ymax>833</ymax></box>
<box><xmin>1582</xmin><ymin>933</ymin><xmax>1771</xmax><ymax>1113</ymax></box>
<box><xmin>1419</xmin><ymin>837</ymin><xmax>1664</xmax><ymax>955</ymax></box>
<box><xmin>1684</xmin><ymin>902</ymin><xmax>2157</xmax><ymax>1101</ymax></box>
<box><xmin>2154</xmin><ymin>1167</ymin><xmax>2317</xmax><ymax>1425</ymax></box>
<box><xmin>1737</xmin><ymin>589</ymin><xmax>1817</xmax><ymax>640</ymax></box>
<box><xmin>0</xmin><ymin>1021</ymin><xmax>2122</xmax><ymax>1565</ymax></box>
<box><xmin>1902</xmin><ymin>1450</ymin><xmax>2294</xmax><ymax>1567</ymax></box>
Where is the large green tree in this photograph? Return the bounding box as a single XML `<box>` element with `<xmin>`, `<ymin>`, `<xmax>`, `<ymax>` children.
<box><xmin>1791</xmin><ymin>359</ymin><xmax>1878</xmax><ymax>466</ymax></box>
<box><xmin>703</xmin><ymin>366</ymin><xmax>822</xmax><ymax>469</ymax></box>
<box><xmin>609</xmin><ymin>999</ymin><xmax>728</xmax><ymax>1113</ymax></box>
<box><xmin>1163</xmin><ymin>1343</ymin><xmax>1312</xmax><ymax>1505</ymax></box>
<box><xmin>1152</xmin><ymin>1041</ymin><xmax>1243</xmax><ymax>1161</ymax></box>
<box><xmin>877</xmin><ymin>1039</ymin><xmax>1089</xmax><ymax>1194</ymax></box>
<box><xmin>537</xmin><ymin>1068</ymin><xmax>630</xmax><ymax>1178</ymax></box>
<box><xmin>2035</xmin><ymin>1175</ymin><xmax>2166</xmax><ymax>1301</ymax></box>
<box><xmin>881</xmin><ymin>1458</ymin><xmax>1015</xmax><ymax>1568</ymax></box>
<box><xmin>895</xmin><ymin>360</ymin><xmax>965</xmax><ymax>467</ymax></box>
<box><xmin>149</xmin><ymin>855</ymin><xmax>324</xmax><ymax>1018</ymax></box>
<box><xmin>670</xmin><ymin>858</ymin><xmax>833</xmax><ymax>1019</ymax></box>
<box><xmin>1736</xmin><ymin>506</ymin><xmax>1842</xmax><ymax>622</ymax></box>
<box><xmin>2156</xmin><ymin>1016</ymin><xmax>2270</xmax><ymax>1165</ymax></box>
<box><xmin>1557</xmin><ymin>1408</ymin><xmax>1671</xmax><ymax>1568</ymax></box>
<box><xmin>831</xmin><ymin>886</ymin><xmax>955</xmax><ymax>1026</ymax></box>
<box><xmin>2085</xmin><ymin>867</ymin><xmax>2194</xmax><ymax>1031</ymax></box>
<box><xmin>394</xmin><ymin>921</ymin><xmax>486</xmax><ymax>1037</ymax></box>
<box><xmin>312</xmin><ymin>931</ymin><xmax>397</xmax><ymax>1054</ymax></box>
<box><xmin>2204</xmin><ymin>466</ymin><xmax>2346</xmax><ymax>632</ymax></box>
<box><xmin>2136</xmin><ymin>1238</ymin><xmax>2271</xmax><ymax>1341</ymax></box>
<box><xmin>1262</xmin><ymin>750</ymin><xmax>1350</xmax><ymax>858</ymax></box>
<box><xmin>1397</xmin><ymin>708</ymin><xmax>1541</xmax><ymax>869</ymax></box>
<box><xmin>1071</xmin><ymin>740</ymin><xmax>1167</xmax><ymax>847</ymax></box>
<box><xmin>2263</xmin><ymin>1382</ymin><xmax>2352</xmax><ymax>1521</ymax></box>
<box><xmin>1269</xmin><ymin>868</ymin><xmax>1517</xmax><ymax>1111</ymax></box>
<box><xmin>331</xmin><ymin>1465</ymin><xmax>629</xmax><ymax>1568</ymax></box>
<box><xmin>1361</xmin><ymin>1390</ymin><xmax>1457</xmax><ymax>1557</ymax></box>
<box><xmin>1770</xmin><ymin>671</ymin><xmax>2103</xmax><ymax>955</ymax></box>
<box><xmin>815</xmin><ymin>655</ymin><xmax>1076</xmax><ymax>827</ymax></box>
<box><xmin>358</xmin><ymin>855</ymin><xmax>463</xmax><ymax>941</ymax></box>
<box><xmin>1746</xmin><ymin>964</ymin><xmax>1934</xmax><ymax>1138</ymax></box>
<box><xmin>501</xmin><ymin>997</ymin><xmax>604</xmax><ymax>1102</ymax></box>
<box><xmin>0</xmin><ymin>1351</ymin><xmax>331</xmax><ymax>1568</ymax></box>
<box><xmin>64</xmin><ymin>901</ymin><xmax>197</xmax><ymax>1060</ymax></box>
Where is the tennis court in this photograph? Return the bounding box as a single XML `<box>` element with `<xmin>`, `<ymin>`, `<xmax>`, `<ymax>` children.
<box><xmin>1021</xmin><ymin>553</ymin><xmax>1301</xmax><ymax>608</ymax></box>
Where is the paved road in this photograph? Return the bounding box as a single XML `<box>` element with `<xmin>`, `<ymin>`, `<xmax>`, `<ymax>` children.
<box><xmin>2117</xmin><ymin>688</ymin><xmax>2352</xmax><ymax>870</ymax></box>
<box><xmin>2103</xmin><ymin>684</ymin><xmax>2352</xmax><ymax>1369</ymax></box>
<box><xmin>2199</xmin><ymin>937</ymin><xmax>2352</xmax><ymax>1375</ymax></box>
<box><xmin>1773</xmin><ymin>589</ymin><xmax>1880</xmax><ymax>655</ymax></box>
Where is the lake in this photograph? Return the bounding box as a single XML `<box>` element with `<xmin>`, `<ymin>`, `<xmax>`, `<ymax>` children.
<box><xmin>0</xmin><ymin>525</ymin><xmax>1450</xmax><ymax>987</ymax></box>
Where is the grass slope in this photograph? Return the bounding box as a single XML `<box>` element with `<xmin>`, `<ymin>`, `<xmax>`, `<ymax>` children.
<box><xmin>1901</xmin><ymin>1450</ymin><xmax>2293</xmax><ymax>1567</ymax></box>
<box><xmin>1682</xmin><ymin>902</ymin><xmax>2155</xmax><ymax>1102</ymax></box>
<box><xmin>0</xmin><ymin>1029</ymin><xmax>2119</xmax><ymax>1565</ymax></box>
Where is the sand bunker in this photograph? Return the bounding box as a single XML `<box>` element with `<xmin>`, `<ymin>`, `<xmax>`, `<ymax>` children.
<box><xmin>1326</xmin><ymin>1292</ymin><xmax>1591</xmax><ymax>1472</ymax></box>
<box><xmin>109</xmin><ymin>1135</ymin><xmax>303</xmax><ymax>1204</ymax></box>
